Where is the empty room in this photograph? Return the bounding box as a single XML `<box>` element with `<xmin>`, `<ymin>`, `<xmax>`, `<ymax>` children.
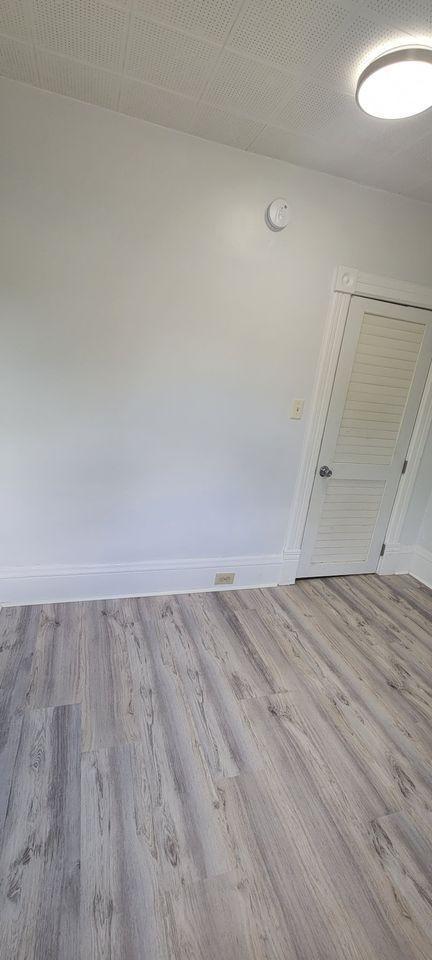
<box><xmin>1</xmin><ymin>1</ymin><xmax>432</xmax><ymax>957</ymax></box>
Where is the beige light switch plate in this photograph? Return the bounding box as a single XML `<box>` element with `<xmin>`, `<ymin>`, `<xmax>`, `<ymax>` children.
<box><xmin>291</xmin><ymin>398</ymin><xmax>304</xmax><ymax>419</ymax></box>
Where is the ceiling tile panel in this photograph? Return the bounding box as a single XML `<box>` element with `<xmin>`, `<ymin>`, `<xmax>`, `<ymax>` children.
<box><xmin>314</xmin><ymin>16</ymin><xmax>414</xmax><ymax>94</ymax></box>
<box><xmin>227</xmin><ymin>0</ymin><xmax>351</xmax><ymax>70</ymax></box>
<box><xmin>32</xmin><ymin>0</ymin><xmax>130</xmax><ymax>71</ymax></box>
<box><xmin>295</xmin><ymin>90</ymin><xmax>409</xmax><ymax>149</ymax></box>
<box><xmin>119</xmin><ymin>76</ymin><xmax>197</xmax><ymax>130</ymax></box>
<box><xmin>202</xmin><ymin>49</ymin><xmax>296</xmax><ymax>121</ymax></box>
<box><xmin>36</xmin><ymin>49</ymin><xmax>121</xmax><ymax>108</ymax></box>
<box><xmin>192</xmin><ymin>102</ymin><xmax>264</xmax><ymax>148</ymax></box>
<box><xmin>134</xmin><ymin>0</ymin><xmax>244</xmax><ymax>44</ymax></box>
<box><xmin>0</xmin><ymin>1</ymin><xmax>31</xmax><ymax>40</ymax></box>
<box><xmin>273</xmin><ymin>81</ymin><xmax>352</xmax><ymax>136</ymax></box>
<box><xmin>125</xmin><ymin>15</ymin><xmax>220</xmax><ymax>96</ymax></box>
<box><xmin>0</xmin><ymin>35</ymin><xmax>38</xmax><ymax>82</ymax></box>
<box><xmin>358</xmin><ymin>0</ymin><xmax>432</xmax><ymax>36</ymax></box>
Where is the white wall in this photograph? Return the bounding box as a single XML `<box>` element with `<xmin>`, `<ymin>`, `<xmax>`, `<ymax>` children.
<box><xmin>418</xmin><ymin>491</ymin><xmax>432</xmax><ymax>552</ymax></box>
<box><xmin>1</xmin><ymin>78</ymin><xmax>432</xmax><ymax>601</ymax></box>
<box><xmin>388</xmin><ymin>424</ymin><xmax>432</xmax><ymax>589</ymax></box>
<box><xmin>406</xmin><ymin>425</ymin><xmax>432</xmax><ymax>588</ymax></box>
<box><xmin>401</xmin><ymin>424</ymin><xmax>432</xmax><ymax>547</ymax></box>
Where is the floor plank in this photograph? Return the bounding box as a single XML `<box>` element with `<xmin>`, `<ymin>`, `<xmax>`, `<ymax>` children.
<box><xmin>0</xmin><ymin>714</ymin><xmax>22</xmax><ymax>839</ymax></box>
<box><xmin>188</xmin><ymin>590</ymin><xmax>294</xmax><ymax>699</ymax></box>
<box><xmin>0</xmin><ymin>704</ymin><xmax>80</xmax><ymax>960</ymax></box>
<box><xmin>169</xmin><ymin>594</ymin><xmax>262</xmax><ymax>780</ymax></box>
<box><xmin>369</xmin><ymin>809</ymin><xmax>432</xmax><ymax>943</ymax></box>
<box><xmin>113</xmin><ymin>597</ymin><xmax>236</xmax><ymax>891</ymax></box>
<box><xmin>26</xmin><ymin>602</ymin><xmax>84</xmax><ymax>708</ymax></box>
<box><xmin>0</xmin><ymin>605</ymin><xmax>39</xmax><ymax>743</ymax></box>
<box><xmin>81</xmin><ymin>743</ymin><xmax>169</xmax><ymax>960</ymax></box>
<box><xmin>165</xmin><ymin>868</ymin><xmax>295</xmax><ymax>960</ymax></box>
<box><xmin>81</xmin><ymin>600</ymin><xmax>138</xmax><ymax>752</ymax></box>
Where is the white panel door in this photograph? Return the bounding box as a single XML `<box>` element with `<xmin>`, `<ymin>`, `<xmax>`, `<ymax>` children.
<box><xmin>298</xmin><ymin>296</ymin><xmax>432</xmax><ymax>578</ymax></box>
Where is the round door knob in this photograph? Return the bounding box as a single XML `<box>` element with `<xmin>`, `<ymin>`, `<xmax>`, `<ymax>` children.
<box><xmin>319</xmin><ymin>465</ymin><xmax>333</xmax><ymax>478</ymax></box>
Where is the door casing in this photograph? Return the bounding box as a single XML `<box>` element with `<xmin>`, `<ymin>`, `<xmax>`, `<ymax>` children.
<box><xmin>281</xmin><ymin>266</ymin><xmax>432</xmax><ymax>585</ymax></box>
<box><xmin>297</xmin><ymin>296</ymin><xmax>432</xmax><ymax>577</ymax></box>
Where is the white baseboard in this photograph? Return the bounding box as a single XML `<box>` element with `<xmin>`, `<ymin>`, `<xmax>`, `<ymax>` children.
<box><xmin>278</xmin><ymin>549</ymin><xmax>301</xmax><ymax>585</ymax></box>
<box><xmin>410</xmin><ymin>545</ymin><xmax>432</xmax><ymax>589</ymax></box>
<box><xmin>0</xmin><ymin>553</ymin><xmax>283</xmax><ymax>606</ymax></box>
<box><xmin>377</xmin><ymin>542</ymin><xmax>413</xmax><ymax>575</ymax></box>
<box><xmin>2</xmin><ymin>542</ymin><xmax>429</xmax><ymax>607</ymax></box>
<box><xmin>378</xmin><ymin>541</ymin><xmax>432</xmax><ymax>589</ymax></box>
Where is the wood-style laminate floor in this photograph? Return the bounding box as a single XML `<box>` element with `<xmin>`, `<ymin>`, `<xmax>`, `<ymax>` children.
<box><xmin>1</xmin><ymin>573</ymin><xmax>432</xmax><ymax>959</ymax></box>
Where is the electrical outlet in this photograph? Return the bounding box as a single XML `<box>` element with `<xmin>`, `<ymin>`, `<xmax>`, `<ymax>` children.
<box><xmin>291</xmin><ymin>398</ymin><xmax>304</xmax><ymax>419</ymax></box>
<box><xmin>214</xmin><ymin>572</ymin><xmax>235</xmax><ymax>585</ymax></box>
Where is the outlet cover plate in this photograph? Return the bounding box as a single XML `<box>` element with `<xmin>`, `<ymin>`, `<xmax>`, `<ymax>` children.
<box><xmin>214</xmin><ymin>572</ymin><xmax>235</xmax><ymax>585</ymax></box>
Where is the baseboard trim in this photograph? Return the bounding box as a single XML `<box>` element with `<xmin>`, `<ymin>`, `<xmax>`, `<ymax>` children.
<box><xmin>410</xmin><ymin>545</ymin><xmax>432</xmax><ymax>589</ymax></box>
<box><xmin>378</xmin><ymin>541</ymin><xmax>432</xmax><ymax>589</ymax></box>
<box><xmin>278</xmin><ymin>549</ymin><xmax>301</xmax><ymax>585</ymax></box>
<box><xmin>377</xmin><ymin>542</ymin><xmax>413</xmax><ymax>575</ymax></box>
<box><xmin>2</xmin><ymin>543</ymin><xmax>429</xmax><ymax>606</ymax></box>
<box><xmin>0</xmin><ymin>554</ymin><xmax>283</xmax><ymax>606</ymax></box>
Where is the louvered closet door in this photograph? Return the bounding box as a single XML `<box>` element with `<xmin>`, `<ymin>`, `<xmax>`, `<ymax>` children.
<box><xmin>298</xmin><ymin>296</ymin><xmax>432</xmax><ymax>578</ymax></box>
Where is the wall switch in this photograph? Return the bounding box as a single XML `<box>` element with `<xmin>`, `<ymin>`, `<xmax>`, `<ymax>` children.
<box><xmin>291</xmin><ymin>398</ymin><xmax>304</xmax><ymax>419</ymax></box>
<box><xmin>214</xmin><ymin>572</ymin><xmax>235</xmax><ymax>585</ymax></box>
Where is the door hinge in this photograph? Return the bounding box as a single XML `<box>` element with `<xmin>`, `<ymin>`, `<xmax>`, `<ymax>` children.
<box><xmin>401</xmin><ymin>458</ymin><xmax>408</xmax><ymax>475</ymax></box>
<box><xmin>380</xmin><ymin>543</ymin><xmax>386</xmax><ymax>557</ymax></box>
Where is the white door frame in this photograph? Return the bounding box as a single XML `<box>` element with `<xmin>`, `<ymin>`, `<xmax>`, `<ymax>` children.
<box><xmin>281</xmin><ymin>265</ymin><xmax>432</xmax><ymax>584</ymax></box>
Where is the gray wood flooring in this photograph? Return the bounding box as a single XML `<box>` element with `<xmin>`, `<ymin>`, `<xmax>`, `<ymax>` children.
<box><xmin>0</xmin><ymin>574</ymin><xmax>431</xmax><ymax>959</ymax></box>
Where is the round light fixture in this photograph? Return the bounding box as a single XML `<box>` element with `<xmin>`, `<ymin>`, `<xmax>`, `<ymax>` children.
<box><xmin>356</xmin><ymin>46</ymin><xmax>432</xmax><ymax>119</ymax></box>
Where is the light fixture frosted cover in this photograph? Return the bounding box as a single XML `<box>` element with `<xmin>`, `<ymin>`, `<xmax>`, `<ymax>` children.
<box><xmin>356</xmin><ymin>47</ymin><xmax>432</xmax><ymax>119</ymax></box>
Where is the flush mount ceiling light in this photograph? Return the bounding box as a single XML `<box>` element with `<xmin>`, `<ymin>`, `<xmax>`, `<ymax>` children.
<box><xmin>356</xmin><ymin>46</ymin><xmax>432</xmax><ymax>119</ymax></box>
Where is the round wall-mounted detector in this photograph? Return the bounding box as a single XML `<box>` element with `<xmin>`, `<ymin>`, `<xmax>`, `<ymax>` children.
<box><xmin>265</xmin><ymin>198</ymin><xmax>291</xmax><ymax>231</ymax></box>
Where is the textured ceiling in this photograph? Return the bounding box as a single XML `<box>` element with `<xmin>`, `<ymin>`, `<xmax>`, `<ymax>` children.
<box><xmin>1</xmin><ymin>0</ymin><xmax>432</xmax><ymax>201</ymax></box>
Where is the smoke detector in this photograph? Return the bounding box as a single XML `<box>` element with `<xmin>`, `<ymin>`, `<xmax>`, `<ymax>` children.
<box><xmin>265</xmin><ymin>198</ymin><xmax>291</xmax><ymax>231</ymax></box>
